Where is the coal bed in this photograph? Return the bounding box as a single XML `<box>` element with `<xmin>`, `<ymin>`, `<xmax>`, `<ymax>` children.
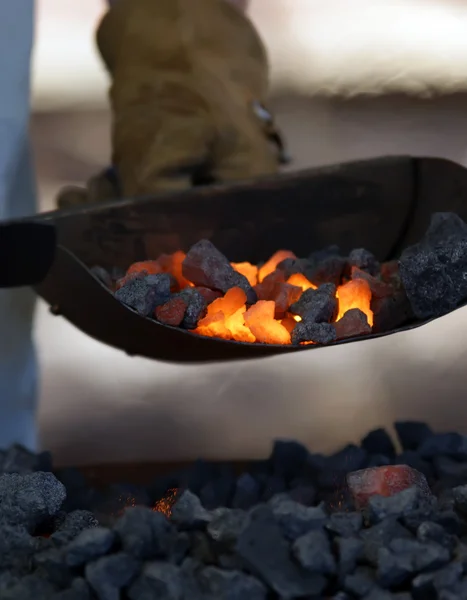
<box><xmin>4</xmin><ymin>423</ymin><xmax>467</xmax><ymax>599</ymax></box>
<box><xmin>99</xmin><ymin>212</ymin><xmax>467</xmax><ymax>349</ymax></box>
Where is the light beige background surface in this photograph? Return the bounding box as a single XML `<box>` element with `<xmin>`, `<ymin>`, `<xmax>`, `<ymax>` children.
<box><xmin>32</xmin><ymin>0</ymin><xmax>467</xmax><ymax>466</ymax></box>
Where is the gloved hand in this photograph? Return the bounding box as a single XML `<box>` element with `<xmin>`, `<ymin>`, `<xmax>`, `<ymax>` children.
<box><xmin>57</xmin><ymin>0</ymin><xmax>287</xmax><ymax>208</ymax></box>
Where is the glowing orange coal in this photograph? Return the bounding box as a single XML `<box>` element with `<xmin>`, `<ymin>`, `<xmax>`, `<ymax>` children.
<box><xmin>336</xmin><ymin>279</ymin><xmax>373</xmax><ymax>327</ymax></box>
<box><xmin>121</xmin><ymin>247</ymin><xmax>376</xmax><ymax>345</ymax></box>
<box><xmin>258</xmin><ymin>250</ymin><xmax>296</xmax><ymax>282</ymax></box>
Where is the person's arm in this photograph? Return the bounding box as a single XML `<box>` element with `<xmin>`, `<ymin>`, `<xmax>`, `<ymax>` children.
<box><xmin>0</xmin><ymin>0</ymin><xmax>36</xmax><ymax>221</ymax></box>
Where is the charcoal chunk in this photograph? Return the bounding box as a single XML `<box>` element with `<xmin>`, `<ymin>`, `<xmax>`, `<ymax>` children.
<box><xmin>378</xmin><ymin>538</ymin><xmax>450</xmax><ymax>587</ymax></box>
<box><xmin>269</xmin><ymin>496</ymin><xmax>328</xmax><ymax>540</ymax></box>
<box><xmin>367</xmin><ymin>486</ymin><xmax>433</xmax><ymax>523</ymax></box>
<box><xmin>344</xmin><ymin>566</ymin><xmax>376</xmax><ymax>597</ymax></box>
<box><xmin>452</xmin><ymin>484</ymin><xmax>467</xmax><ymax>516</ymax></box>
<box><xmin>361</xmin><ymin>428</ymin><xmax>396</xmax><ymax>458</ymax></box>
<box><xmin>0</xmin><ymin>574</ymin><xmax>58</xmax><ymax>600</ymax></box>
<box><xmin>416</xmin><ymin>521</ymin><xmax>457</xmax><ymax>551</ymax></box>
<box><xmin>207</xmin><ymin>508</ymin><xmax>247</xmax><ymax>546</ymax></box>
<box><xmin>231</xmin><ymin>473</ymin><xmax>260</xmax><ymax>510</ymax></box>
<box><xmin>326</xmin><ymin>511</ymin><xmax>363</xmax><ymax>537</ymax></box>
<box><xmin>115</xmin><ymin>273</ymin><xmax>172</xmax><ymax>317</ymax></box>
<box><xmin>289</xmin><ymin>283</ymin><xmax>337</xmax><ymax>322</ymax></box>
<box><xmin>276</xmin><ymin>257</ymin><xmax>312</xmax><ymax>279</ymax></box>
<box><xmin>394</xmin><ymin>421</ymin><xmax>434</xmax><ymax>451</ymax></box>
<box><xmin>308</xmin><ymin>246</ymin><xmax>347</xmax><ymax>286</ymax></box>
<box><xmin>270</xmin><ymin>439</ymin><xmax>310</xmax><ymax>480</ymax></box>
<box><xmin>171</xmin><ymin>490</ymin><xmax>212</xmax><ymax>530</ymax></box>
<box><xmin>0</xmin><ymin>471</ymin><xmax>66</xmax><ymax>530</ymax></box>
<box><xmin>182</xmin><ymin>240</ymin><xmax>256</xmax><ymax>303</ymax></box>
<box><xmin>336</xmin><ymin>536</ymin><xmax>364</xmax><ymax>576</ymax></box>
<box><xmin>288</xmin><ymin>481</ymin><xmax>316</xmax><ymax>506</ymax></box>
<box><xmin>412</xmin><ymin>562</ymin><xmax>463</xmax><ymax>599</ymax></box>
<box><xmin>335</xmin><ymin>308</ymin><xmax>371</xmax><ymax>339</ymax></box>
<box><xmin>51</xmin><ymin>510</ymin><xmax>99</xmax><ymax>546</ymax></box>
<box><xmin>0</xmin><ymin>444</ymin><xmax>51</xmax><ymax>475</ymax></box>
<box><xmin>292</xmin><ymin>320</ymin><xmax>336</xmax><ymax>345</ymax></box>
<box><xmin>34</xmin><ymin>547</ymin><xmax>75</xmax><ymax>588</ymax></box>
<box><xmin>371</xmin><ymin>289</ymin><xmax>414</xmax><ymax>333</ymax></box>
<box><xmin>65</xmin><ymin>526</ymin><xmax>115</xmax><ymax>567</ymax></box>
<box><xmin>360</xmin><ymin>518</ymin><xmax>413</xmax><ymax>565</ymax></box>
<box><xmin>235</xmin><ymin>505</ymin><xmax>327</xmax><ymax>598</ymax></box>
<box><xmin>114</xmin><ymin>506</ymin><xmax>176</xmax><ymax>560</ymax></box>
<box><xmin>348</xmin><ymin>248</ymin><xmax>380</xmax><ymax>276</ymax></box>
<box><xmin>85</xmin><ymin>552</ymin><xmax>140</xmax><ymax>600</ymax></box>
<box><xmin>292</xmin><ymin>529</ymin><xmax>337</xmax><ymax>575</ymax></box>
<box><xmin>52</xmin><ymin>578</ymin><xmax>92</xmax><ymax>600</ymax></box>
<box><xmin>399</xmin><ymin>212</ymin><xmax>467</xmax><ymax>318</ymax></box>
<box><xmin>178</xmin><ymin>288</ymin><xmax>208</xmax><ymax>329</ymax></box>
<box><xmin>418</xmin><ymin>432</ymin><xmax>467</xmax><ymax>460</ymax></box>
<box><xmin>196</xmin><ymin>566</ymin><xmax>267</xmax><ymax>600</ymax></box>
<box><xmin>127</xmin><ymin>562</ymin><xmax>184</xmax><ymax>600</ymax></box>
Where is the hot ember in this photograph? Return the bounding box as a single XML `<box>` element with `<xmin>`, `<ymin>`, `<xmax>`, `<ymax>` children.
<box><xmin>110</xmin><ymin>239</ymin><xmax>413</xmax><ymax>345</ymax></box>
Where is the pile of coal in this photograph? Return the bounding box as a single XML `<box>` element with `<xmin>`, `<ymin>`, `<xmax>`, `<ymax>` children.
<box><xmin>3</xmin><ymin>422</ymin><xmax>467</xmax><ymax>598</ymax></box>
<box><xmin>102</xmin><ymin>238</ymin><xmax>414</xmax><ymax>345</ymax></box>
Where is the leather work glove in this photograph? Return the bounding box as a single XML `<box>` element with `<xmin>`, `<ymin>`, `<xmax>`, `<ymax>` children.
<box><xmin>57</xmin><ymin>0</ymin><xmax>288</xmax><ymax>209</ymax></box>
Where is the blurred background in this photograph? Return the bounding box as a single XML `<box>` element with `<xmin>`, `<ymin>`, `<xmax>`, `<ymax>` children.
<box><xmin>33</xmin><ymin>0</ymin><xmax>467</xmax><ymax>466</ymax></box>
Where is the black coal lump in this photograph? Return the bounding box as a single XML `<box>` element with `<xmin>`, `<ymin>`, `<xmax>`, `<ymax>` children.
<box><xmin>270</xmin><ymin>438</ymin><xmax>311</xmax><ymax>481</ymax></box>
<box><xmin>307</xmin><ymin>245</ymin><xmax>347</xmax><ymax>286</ymax></box>
<box><xmin>182</xmin><ymin>239</ymin><xmax>257</xmax><ymax>303</ymax></box>
<box><xmin>289</xmin><ymin>282</ymin><xmax>337</xmax><ymax>322</ymax></box>
<box><xmin>127</xmin><ymin>562</ymin><xmax>187</xmax><ymax>600</ymax></box>
<box><xmin>52</xmin><ymin>577</ymin><xmax>93</xmax><ymax>600</ymax></box>
<box><xmin>206</xmin><ymin>507</ymin><xmax>247</xmax><ymax>548</ymax></box>
<box><xmin>113</xmin><ymin>506</ymin><xmax>176</xmax><ymax>560</ymax></box>
<box><xmin>360</xmin><ymin>518</ymin><xmax>413</xmax><ymax>566</ymax></box>
<box><xmin>291</xmin><ymin>320</ymin><xmax>337</xmax><ymax>345</ymax></box>
<box><xmin>418</xmin><ymin>432</ymin><xmax>467</xmax><ymax>460</ymax></box>
<box><xmin>178</xmin><ymin>288</ymin><xmax>207</xmax><ymax>329</ymax></box>
<box><xmin>399</xmin><ymin>212</ymin><xmax>467</xmax><ymax>319</ymax></box>
<box><xmin>269</xmin><ymin>496</ymin><xmax>328</xmax><ymax>540</ymax></box>
<box><xmin>0</xmin><ymin>471</ymin><xmax>66</xmax><ymax>530</ymax></box>
<box><xmin>416</xmin><ymin>521</ymin><xmax>457</xmax><ymax>551</ymax></box>
<box><xmin>361</xmin><ymin>428</ymin><xmax>396</xmax><ymax>458</ymax></box>
<box><xmin>0</xmin><ymin>444</ymin><xmax>51</xmax><ymax>475</ymax></box>
<box><xmin>65</xmin><ymin>526</ymin><xmax>116</xmax><ymax>567</ymax></box>
<box><xmin>451</xmin><ymin>484</ymin><xmax>467</xmax><ymax>516</ymax></box>
<box><xmin>343</xmin><ymin>566</ymin><xmax>377</xmax><ymax>597</ymax></box>
<box><xmin>292</xmin><ymin>529</ymin><xmax>337</xmax><ymax>575</ymax></box>
<box><xmin>412</xmin><ymin>562</ymin><xmax>463</xmax><ymax>600</ymax></box>
<box><xmin>0</xmin><ymin>573</ymin><xmax>58</xmax><ymax>600</ymax></box>
<box><xmin>235</xmin><ymin>505</ymin><xmax>327</xmax><ymax>598</ymax></box>
<box><xmin>34</xmin><ymin>547</ymin><xmax>75</xmax><ymax>589</ymax></box>
<box><xmin>326</xmin><ymin>511</ymin><xmax>363</xmax><ymax>537</ymax></box>
<box><xmin>348</xmin><ymin>248</ymin><xmax>380</xmax><ymax>276</ymax></box>
<box><xmin>231</xmin><ymin>473</ymin><xmax>261</xmax><ymax>510</ymax></box>
<box><xmin>51</xmin><ymin>510</ymin><xmax>99</xmax><ymax>546</ymax></box>
<box><xmin>336</xmin><ymin>536</ymin><xmax>364</xmax><ymax>577</ymax></box>
<box><xmin>194</xmin><ymin>565</ymin><xmax>268</xmax><ymax>600</ymax></box>
<box><xmin>85</xmin><ymin>552</ymin><xmax>140</xmax><ymax>600</ymax></box>
<box><xmin>114</xmin><ymin>273</ymin><xmax>172</xmax><ymax>317</ymax></box>
<box><xmin>394</xmin><ymin>421</ymin><xmax>434</xmax><ymax>451</ymax></box>
<box><xmin>367</xmin><ymin>486</ymin><xmax>431</xmax><ymax>524</ymax></box>
<box><xmin>170</xmin><ymin>490</ymin><xmax>212</xmax><ymax>530</ymax></box>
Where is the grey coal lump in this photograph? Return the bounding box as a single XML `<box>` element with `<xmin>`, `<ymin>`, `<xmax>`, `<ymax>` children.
<box><xmin>399</xmin><ymin>212</ymin><xmax>467</xmax><ymax>319</ymax></box>
<box><xmin>114</xmin><ymin>273</ymin><xmax>172</xmax><ymax>317</ymax></box>
<box><xmin>182</xmin><ymin>239</ymin><xmax>257</xmax><ymax>304</ymax></box>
